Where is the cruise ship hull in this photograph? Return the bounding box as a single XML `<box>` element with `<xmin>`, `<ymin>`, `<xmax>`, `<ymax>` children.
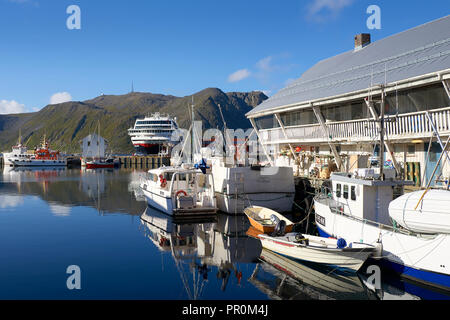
<box><xmin>133</xmin><ymin>143</ymin><xmax>163</xmax><ymax>155</ymax></box>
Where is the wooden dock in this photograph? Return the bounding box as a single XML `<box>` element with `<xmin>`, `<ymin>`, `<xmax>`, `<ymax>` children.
<box><xmin>117</xmin><ymin>155</ymin><xmax>171</xmax><ymax>169</ymax></box>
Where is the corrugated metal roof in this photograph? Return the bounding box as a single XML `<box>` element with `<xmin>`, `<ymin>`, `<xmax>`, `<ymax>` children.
<box><xmin>247</xmin><ymin>15</ymin><xmax>450</xmax><ymax>117</ymax></box>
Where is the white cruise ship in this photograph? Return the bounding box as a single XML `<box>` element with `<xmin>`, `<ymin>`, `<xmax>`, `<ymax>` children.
<box><xmin>128</xmin><ymin>113</ymin><xmax>180</xmax><ymax>155</ymax></box>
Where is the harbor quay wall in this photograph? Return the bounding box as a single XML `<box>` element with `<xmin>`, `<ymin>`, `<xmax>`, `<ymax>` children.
<box><xmin>116</xmin><ymin>155</ymin><xmax>171</xmax><ymax>169</ymax></box>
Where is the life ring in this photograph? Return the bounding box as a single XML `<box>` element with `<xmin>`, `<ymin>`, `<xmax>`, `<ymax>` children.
<box><xmin>159</xmin><ymin>174</ymin><xmax>167</xmax><ymax>188</ymax></box>
<box><xmin>175</xmin><ymin>190</ymin><xmax>188</xmax><ymax>198</ymax></box>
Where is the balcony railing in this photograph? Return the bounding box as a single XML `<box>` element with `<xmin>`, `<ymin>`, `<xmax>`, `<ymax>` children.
<box><xmin>259</xmin><ymin>106</ymin><xmax>450</xmax><ymax>144</ymax></box>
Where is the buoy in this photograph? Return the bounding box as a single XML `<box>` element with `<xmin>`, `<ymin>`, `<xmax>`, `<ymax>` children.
<box><xmin>337</xmin><ymin>238</ymin><xmax>347</xmax><ymax>249</ymax></box>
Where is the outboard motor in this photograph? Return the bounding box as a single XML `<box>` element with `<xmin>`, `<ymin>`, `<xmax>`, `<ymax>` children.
<box><xmin>270</xmin><ymin>214</ymin><xmax>280</xmax><ymax>225</ymax></box>
<box><xmin>272</xmin><ymin>220</ymin><xmax>286</xmax><ymax>237</ymax></box>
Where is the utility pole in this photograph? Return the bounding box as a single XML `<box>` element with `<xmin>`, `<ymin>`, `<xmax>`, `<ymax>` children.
<box><xmin>380</xmin><ymin>84</ymin><xmax>385</xmax><ymax>181</ymax></box>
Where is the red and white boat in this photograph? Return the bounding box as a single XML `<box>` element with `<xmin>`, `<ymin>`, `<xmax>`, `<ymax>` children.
<box><xmin>10</xmin><ymin>137</ymin><xmax>67</xmax><ymax>167</ymax></box>
<box><xmin>84</xmin><ymin>158</ymin><xmax>115</xmax><ymax>169</ymax></box>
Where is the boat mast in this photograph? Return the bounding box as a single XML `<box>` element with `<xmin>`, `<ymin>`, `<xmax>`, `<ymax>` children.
<box><xmin>191</xmin><ymin>96</ymin><xmax>195</xmax><ymax>164</ymax></box>
<box><xmin>98</xmin><ymin>120</ymin><xmax>101</xmax><ymax>159</ymax></box>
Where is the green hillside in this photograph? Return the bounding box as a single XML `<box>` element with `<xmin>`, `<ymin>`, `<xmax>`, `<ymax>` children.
<box><xmin>0</xmin><ymin>88</ymin><xmax>267</xmax><ymax>154</ymax></box>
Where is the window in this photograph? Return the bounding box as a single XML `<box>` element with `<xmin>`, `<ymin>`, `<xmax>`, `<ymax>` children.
<box><xmin>280</xmin><ymin>109</ymin><xmax>318</xmax><ymax>126</ymax></box>
<box><xmin>254</xmin><ymin>115</ymin><xmax>279</xmax><ymax>130</ymax></box>
<box><xmin>407</xmin><ymin>145</ymin><xmax>415</xmax><ymax>155</ymax></box>
<box><xmin>351</xmin><ymin>186</ymin><xmax>356</xmax><ymax>201</ymax></box>
<box><xmin>385</xmin><ymin>83</ymin><xmax>450</xmax><ymax>115</ymax></box>
<box><xmin>336</xmin><ymin>184</ymin><xmax>342</xmax><ymax>198</ymax></box>
<box><xmin>343</xmin><ymin>185</ymin><xmax>349</xmax><ymax>199</ymax></box>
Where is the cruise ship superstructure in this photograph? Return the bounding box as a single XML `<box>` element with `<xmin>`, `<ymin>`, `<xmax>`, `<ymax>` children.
<box><xmin>128</xmin><ymin>113</ymin><xmax>180</xmax><ymax>155</ymax></box>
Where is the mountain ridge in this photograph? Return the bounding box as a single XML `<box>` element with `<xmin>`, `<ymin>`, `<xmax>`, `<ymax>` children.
<box><xmin>0</xmin><ymin>88</ymin><xmax>267</xmax><ymax>153</ymax></box>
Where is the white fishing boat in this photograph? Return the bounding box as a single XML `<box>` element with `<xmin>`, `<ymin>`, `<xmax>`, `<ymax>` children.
<box><xmin>140</xmin><ymin>161</ymin><xmax>217</xmax><ymax>216</ymax></box>
<box><xmin>170</xmin><ymin>100</ymin><xmax>296</xmax><ymax>214</ymax></box>
<box><xmin>257</xmin><ymin>232</ymin><xmax>377</xmax><ymax>272</ymax></box>
<box><xmin>314</xmin><ymin>172</ymin><xmax>450</xmax><ymax>289</ymax></box>
<box><xmin>207</xmin><ymin>156</ymin><xmax>295</xmax><ymax>214</ymax></box>
<box><xmin>191</xmin><ymin>135</ymin><xmax>295</xmax><ymax>214</ymax></box>
<box><xmin>313</xmin><ymin>81</ymin><xmax>450</xmax><ymax>290</ymax></box>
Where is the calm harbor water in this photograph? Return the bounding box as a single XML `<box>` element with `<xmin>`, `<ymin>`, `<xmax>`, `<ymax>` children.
<box><xmin>0</xmin><ymin>166</ymin><xmax>448</xmax><ymax>300</ymax></box>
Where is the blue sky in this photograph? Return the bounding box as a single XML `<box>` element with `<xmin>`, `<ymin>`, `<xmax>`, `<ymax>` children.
<box><xmin>1</xmin><ymin>0</ymin><xmax>449</xmax><ymax>113</ymax></box>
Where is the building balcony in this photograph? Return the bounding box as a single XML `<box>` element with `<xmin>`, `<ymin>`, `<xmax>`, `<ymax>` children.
<box><xmin>259</xmin><ymin>106</ymin><xmax>450</xmax><ymax>145</ymax></box>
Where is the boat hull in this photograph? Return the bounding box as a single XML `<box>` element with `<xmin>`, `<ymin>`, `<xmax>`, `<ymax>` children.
<box><xmin>85</xmin><ymin>162</ymin><xmax>115</xmax><ymax>169</ymax></box>
<box><xmin>211</xmin><ymin>164</ymin><xmax>295</xmax><ymax>214</ymax></box>
<box><xmin>141</xmin><ymin>185</ymin><xmax>217</xmax><ymax>217</ymax></box>
<box><xmin>11</xmin><ymin>159</ymin><xmax>67</xmax><ymax>167</ymax></box>
<box><xmin>258</xmin><ymin>234</ymin><xmax>375</xmax><ymax>272</ymax></box>
<box><xmin>216</xmin><ymin>192</ymin><xmax>295</xmax><ymax>214</ymax></box>
<box><xmin>133</xmin><ymin>143</ymin><xmax>164</xmax><ymax>155</ymax></box>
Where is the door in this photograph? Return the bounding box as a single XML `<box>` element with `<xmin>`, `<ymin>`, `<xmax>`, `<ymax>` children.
<box><xmin>424</xmin><ymin>142</ymin><xmax>442</xmax><ymax>186</ymax></box>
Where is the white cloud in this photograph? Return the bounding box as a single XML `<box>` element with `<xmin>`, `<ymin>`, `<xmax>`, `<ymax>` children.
<box><xmin>50</xmin><ymin>92</ymin><xmax>72</xmax><ymax>105</ymax></box>
<box><xmin>0</xmin><ymin>195</ymin><xmax>24</xmax><ymax>209</ymax></box>
<box><xmin>0</xmin><ymin>100</ymin><xmax>26</xmax><ymax>114</ymax></box>
<box><xmin>307</xmin><ymin>0</ymin><xmax>354</xmax><ymax>20</ymax></box>
<box><xmin>256</xmin><ymin>56</ymin><xmax>273</xmax><ymax>72</ymax></box>
<box><xmin>7</xmin><ymin>0</ymin><xmax>39</xmax><ymax>6</ymax></box>
<box><xmin>227</xmin><ymin>69</ymin><xmax>251</xmax><ymax>83</ymax></box>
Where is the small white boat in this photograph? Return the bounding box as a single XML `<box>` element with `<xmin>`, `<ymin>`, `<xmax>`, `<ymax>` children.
<box><xmin>389</xmin><ymin>189</ymin><xmax>450</xmax><ymax>234</ymax></box>
<box><xmin>140</xmin><ymin>161</ymin><xmax>217</xmax><ymax>216</ymax></box>
<box><xmin>257</xmin><ymin>233</ymin><xmax>378</xmax><ymax>272</ymax></box>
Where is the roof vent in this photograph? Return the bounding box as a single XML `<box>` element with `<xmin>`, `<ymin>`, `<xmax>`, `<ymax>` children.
<box><xmin>354</xmin><ymin>33</ymin><xmax>371</xmax><ymax>51</ymax></box>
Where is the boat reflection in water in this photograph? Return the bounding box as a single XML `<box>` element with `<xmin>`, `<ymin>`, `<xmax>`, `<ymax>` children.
<box><xmin>140</xmin><ymin>207</ymin><xmax>262</xmax><ymax>299</ymax></box>
<box><xmin>1</xmin><ymin>166</ymin><xmax>146</xmax><ymax>216</ymax></box>
<box><xmin>250</xmin><ymin>248</ymin><xmax>375</xmax><ymax>300</ymax></box>
<box><xmin>357</xmin><ymin>261</ymin><xmax>450</xmax><ymax>300</ymax></box>
<box><xmin>250</xmin><ymin>247</ymin><xmax>450</xmax><ymax>300</ymax></box>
